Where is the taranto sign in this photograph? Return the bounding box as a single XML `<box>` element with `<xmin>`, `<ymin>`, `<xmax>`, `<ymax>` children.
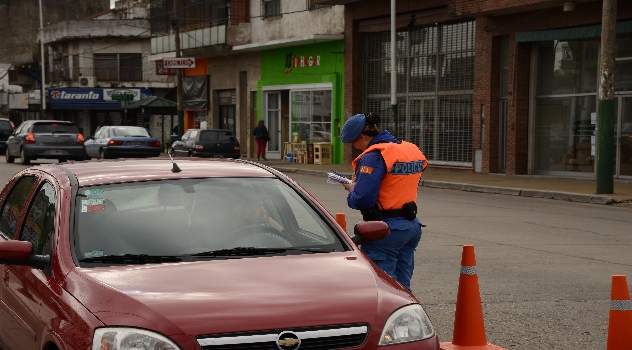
<box><xmin>162</xmin><ymin>57</ymin><xmax>196</xmax><ymax>69</ymax></box>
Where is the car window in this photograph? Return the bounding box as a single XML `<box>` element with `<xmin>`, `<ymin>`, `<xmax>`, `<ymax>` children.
<box><xmin>19</xmin><ymin>182</ymin><xmax>55</xmax><ymax>255</ymax></box>
<box><xmin>199</xmin><ymin>131</ymin><xmax>236</xmax><ymax>143</ymax></box>
<box><xmin>189</xmin><ymin>130</ymin><xmax>198</xmax><ymax>140</ymax></box>
<box><xmin>32</xmin><ymin>122</ymin><xmax>79</xmax><ymax>134</ymax></box>
<box><xmin>0</xmin><ymin>176</ymin><xmax>37</xmax><ymax>240</ymax></box>
<box><xmin>14</xmin><ymin>123</ymin><xmax>27</xmax><ymax>134</ymax></box>
<box><xmin>181</xmin><ymin>130</ymin><xmax>191</xmax><ymax>141</ymax></box>
<box><xmin>112</xmin><ymin>127</ymin><xmax>150</xmax><ymax>137</ymax></box>
<box><xmin>74</xmin><ymin>178</ymin><xmax>346</xmax><ymax>262</ymax></box>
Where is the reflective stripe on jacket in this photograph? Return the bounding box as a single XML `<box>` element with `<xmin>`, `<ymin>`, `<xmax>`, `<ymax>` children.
<box><xmin>352</xmin><ymin>141</ymin><xmax>427</xmax><ymax>210</ymax></box>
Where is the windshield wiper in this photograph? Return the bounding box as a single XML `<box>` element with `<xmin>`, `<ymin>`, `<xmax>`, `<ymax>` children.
<box><xmin>79</xmin><ymin>254</ymin><xmax>182</xmax><ymax>264</ymax></box>
<box><xmin>191</xmin><ymin>247</ymin><xmax>331</xmax><ymax>257</ymax></box>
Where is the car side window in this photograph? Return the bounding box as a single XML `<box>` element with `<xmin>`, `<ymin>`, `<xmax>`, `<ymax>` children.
<box><xmin>13</xmin><ymin>123</ymin><xmax>27</xmax><ymax>135</ymax></box>
<box><xmin>94</xmin><ymin>128</ymin><xmax>104</xmax><ymax>139</ymax></box>
<box><xmin>0</xmin><ymin>176</ymin><xmax>37</xmax><ymax>239</ymax></box>
<box><xmin>189</xmin><ymin>130</ymin><xmax>198</xmax><ymax>141</ymax></box>
<box><xmin>19</xmin><ymin>182</ymin><xmax>56</xmax><ymax>255</ymax></box>
<box><xmin>181</xmin><ymin>131</ymin><xmax>191</xmax><ymax>141</ymax></box>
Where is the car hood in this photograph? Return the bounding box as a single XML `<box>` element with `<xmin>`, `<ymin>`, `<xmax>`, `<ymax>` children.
<box><xmin>67</xmin><ymin>252</ymin><xmax>414</xmax><ymax>336</ymax></box>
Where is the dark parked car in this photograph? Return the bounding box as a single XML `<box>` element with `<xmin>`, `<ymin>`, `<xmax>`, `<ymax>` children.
<box><xmin>4</xmin><ymin>120</ymin><xmax>86</xmax><ymax>165</ymax></box>
<box><xmin>0</xmin><ymin>118</ymin><xmax>14</xmax><ymax>155</ymax></box>
<box><xmin>171</xmin><ymin>128</ymin><xmax>241</xmax><ymax>159</ymax></box>
<box><xmin>0</xmin><ymin>158</ymin><xmax>439</xmax><ymax>350</ymax></box>
<box><xmin>85</xmin><ymin>125</ymin><xmax>161</xmax><ymax>159</ymax></box>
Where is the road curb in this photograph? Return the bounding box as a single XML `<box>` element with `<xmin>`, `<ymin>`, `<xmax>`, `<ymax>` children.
<box><xmin>275</xmin><ymin>166</ymin><xmax>621</xmax><ymax>206</ymax></box>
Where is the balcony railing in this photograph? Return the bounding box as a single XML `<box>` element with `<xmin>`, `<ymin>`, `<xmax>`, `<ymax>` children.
<box><xmin>47</xmin><ymin>67</ymin><xmax>144</xmax><ymax>85</ymax></box>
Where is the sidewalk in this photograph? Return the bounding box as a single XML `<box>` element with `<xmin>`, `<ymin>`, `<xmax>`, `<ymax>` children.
<box><xmin>247</xmin><ymin>157</ymin><xmax>632</xmax><ymax>206</ymax></box>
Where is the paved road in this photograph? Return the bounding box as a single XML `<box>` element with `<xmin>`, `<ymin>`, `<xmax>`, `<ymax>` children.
<box><xmin>2</xmin><ymin>159</ymin><xmax>631</xmax><ymax>349</ymax></box>
<box><xmin>286</xmin><ymin>172</ymin><xmax>632</xmax><ymax>350</ymax></box>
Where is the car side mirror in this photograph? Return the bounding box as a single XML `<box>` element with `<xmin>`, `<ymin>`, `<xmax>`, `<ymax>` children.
<box><xmin>0</xmin><ymin>240</ymin><xmax>50</xmax><ymax>269</ymax></box>
<box><xmin>351</xmin><ymin>221</ymin><xmax>390</xmax><ymax>245</ymax></box>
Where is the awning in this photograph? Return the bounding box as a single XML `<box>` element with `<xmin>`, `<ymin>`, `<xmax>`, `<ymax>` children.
<box><xmin>516</xmin><ymin>20</ymin><xmax>632</xmax><ymax>42</ymax></box>
<box><xmin>124</xmin><ymin>96</ymin><xmax>177</xmax><ymax>115</ymax></box>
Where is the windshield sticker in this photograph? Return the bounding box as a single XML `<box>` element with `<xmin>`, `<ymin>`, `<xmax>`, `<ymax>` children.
<box><xmin>85</xmin><ymin>251</ymin><xmax>104</xmax><ymax>259</ymax></box>
<box><xmin>81</xmin><ymin>198</ymin><xmax>105</xmax><ymax>212</ymax></box>
<box><xmin>85</xmin><ymin>189</ymin><xmax>104</xmax><ymax>196</ymax></box>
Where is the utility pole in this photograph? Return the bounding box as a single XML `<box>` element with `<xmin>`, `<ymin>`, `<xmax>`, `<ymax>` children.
<box><xmin>596</xmin><ymin>0</ymin><xmax>617</xmax><ymax>194</ymax></box>
<box><xmin>38</xmin><ymin>0</ymin><xmax>46</xmax><ymax>118</ymax></box>
<box><xmin>390</xmin><ymin>0</ymin><xmax>398</xmax><ymax>137</ymax></box>
<box><xmin>173</xmin><ymin>0</ymin><xmax>184</xmax><ymax>138</ymax></box>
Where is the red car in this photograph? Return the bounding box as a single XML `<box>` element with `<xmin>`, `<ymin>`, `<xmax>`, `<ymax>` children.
<box><xmin>0</xmin><ymin>158</ymin><xmax>439</xmax><ymax>350</ymax></box>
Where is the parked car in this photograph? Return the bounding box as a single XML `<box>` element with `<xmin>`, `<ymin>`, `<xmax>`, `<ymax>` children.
<box><xmin>171</xmin><ymin>128</ymin><xmax>240</xmax><ymax>159</ymax></box>
<box><xmin>4</xmin><ymin>119</ymin><xmax>86</xmax><ymax>165</ymax></box>
<box><xmin>0</xmin><ymin>158</ymin><xmax>439</xmax><ymax>350</ymax></box>
<box><xmin>0</xmin><ymin>118</ymin><xmax>14</xmax><ymax>155</ymax></box>
<box><xmin>85</xmin><ymin>125</ymin><xmax>161</xmax><ymax>159</ymax></box>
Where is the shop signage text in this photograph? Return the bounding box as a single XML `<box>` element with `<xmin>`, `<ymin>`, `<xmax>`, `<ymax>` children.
<box><xmin>50</xmin><ymin>90</ymin><xmax>99</xmax><ymax>100</ymax></box>
<box><xmin>284</xmin><ymin>53</ymin><xmax>321</xmax><ymax>74</ymax></box>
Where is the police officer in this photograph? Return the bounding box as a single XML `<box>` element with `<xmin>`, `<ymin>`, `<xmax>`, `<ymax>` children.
<box><xmin>341</xmin><ymin>113</ymin><xmax>427</xmax><ymax>291</ymax></box>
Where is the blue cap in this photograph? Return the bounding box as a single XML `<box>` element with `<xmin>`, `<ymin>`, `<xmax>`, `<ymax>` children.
<box><xmin>341</xmin><ymin>114</ymin><xmax>367</xmax><ymax>143</ymax></box>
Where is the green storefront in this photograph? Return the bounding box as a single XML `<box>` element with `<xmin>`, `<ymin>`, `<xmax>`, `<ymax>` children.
<box><xmin>258</xmin><ymin>40</ymin><xmax>344</xmax><ymax>164</ymax></box>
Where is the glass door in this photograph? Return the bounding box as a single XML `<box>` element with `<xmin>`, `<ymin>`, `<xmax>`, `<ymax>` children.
<box><xmin>617</xmin><ymin>96</ymin><xmax>632</xmax><ymax>177</ymax></box>
<box><xmin>264</xmin><ymin>92</ymin><xmax>282</xmax><ymax>159</ymax></box>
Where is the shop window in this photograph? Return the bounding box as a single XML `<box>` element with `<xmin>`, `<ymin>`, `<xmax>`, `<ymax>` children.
<box><xmin>290</xmin><ymin>90</ymin><xmax>332</xmax><ymax>144</ymax></box>
<box><xmin>308</xmin><ymin>0</ymin><xmax>329</xmax><ymax>10</ymax></box>
<box><xmin>536</xmin><ymin>40</ymin><xmax>599</xmax><ymax>95</ymax></box>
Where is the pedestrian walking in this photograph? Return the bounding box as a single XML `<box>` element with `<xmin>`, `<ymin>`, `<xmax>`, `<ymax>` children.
<box><xmin>340</xmin><ymin>113</ymin><xmax>427</xmax><ymax>291</ymax></box>
<box><xmin>253</xmin><ymin>119</ymin><xmax>270</xmax><ymax>161</ymax></box>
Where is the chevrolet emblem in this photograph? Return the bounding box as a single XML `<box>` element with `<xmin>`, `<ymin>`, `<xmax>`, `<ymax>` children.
<box><xmin>276</xmin><ymin>331</ymin><xmax>301</xmax><ymax>350</ymax></box>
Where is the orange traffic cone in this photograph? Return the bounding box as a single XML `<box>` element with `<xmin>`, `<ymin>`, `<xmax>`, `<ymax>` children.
<box><xmin>335</xmin><ymin>213</ymin><xmax>346</xmax><ymax>232</ymax></box>
<box><xmin>607</xmin><ymin>275</ymin><xmax>632</xmax><ymax>350</ymax></box>
<box><xmin>440</xmin><ymin>245</ymin><xmax>507</xmax><ymax>350</ymax></box>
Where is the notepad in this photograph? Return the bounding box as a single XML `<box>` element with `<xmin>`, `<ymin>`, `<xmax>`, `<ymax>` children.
<box><xmin>327</xmin><ymin>170</ymin><xmax>353</xmax><ymax>184</ymax></box>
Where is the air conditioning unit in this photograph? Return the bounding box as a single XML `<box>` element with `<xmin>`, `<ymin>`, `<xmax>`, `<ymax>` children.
<box><xmin>79</xmin><ymin>76</ymin><xmax>96</xmax><ymax>87</ymax></box>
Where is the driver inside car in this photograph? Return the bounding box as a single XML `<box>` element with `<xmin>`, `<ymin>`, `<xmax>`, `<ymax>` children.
<box><xmin>233</xmin><ymin>198</ymin><xmax>284</xmax><ymax>232</ymax></box>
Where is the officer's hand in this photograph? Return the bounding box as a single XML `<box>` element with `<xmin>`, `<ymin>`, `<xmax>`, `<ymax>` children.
<box><xmin>342</xmin><ymin>183</ymin><xmax>355</xmax><ymax>191</ymax></box>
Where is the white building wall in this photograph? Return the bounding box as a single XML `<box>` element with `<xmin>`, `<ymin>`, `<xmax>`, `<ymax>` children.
<box><xmin>250</xmin><ymin>1</ymin><xmax>344</xmax><ymax>43</ymax></box>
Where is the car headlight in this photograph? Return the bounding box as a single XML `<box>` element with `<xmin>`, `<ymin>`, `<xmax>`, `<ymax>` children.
<box><xmin>379</xmin><ymin>304</ymin><xmax>436</xmax><ymax>346</ymax></box>
<box><xmin>92</xmin><ymin>327</ymin><xmax>181</xmax><ymax>350</ymax></box>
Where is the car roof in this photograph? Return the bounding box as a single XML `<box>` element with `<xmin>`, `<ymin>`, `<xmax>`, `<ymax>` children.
<box><xmin>26</xmin><ymin>120</ymin><xmax>76</xmax><ymax>124</ymax></box>
<box><xmin>56</xmin><ymin>158</ymin><xmax>277</xmax><ymax>187</ymax></box>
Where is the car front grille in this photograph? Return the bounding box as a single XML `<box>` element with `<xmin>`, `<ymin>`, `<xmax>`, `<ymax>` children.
<box><xmin>197</xmin><ymin>324</ymin><xmax>368</xmax><ymax>350</ymax></box>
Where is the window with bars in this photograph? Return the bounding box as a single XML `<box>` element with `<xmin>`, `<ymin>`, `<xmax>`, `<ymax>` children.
<box><xmin>308</xmin><ymin>0</ymin><xmax>329</xmax><ymax>10</ymax></box>
<box><xmin>94</xmin><ymin>53</ymin><xmax>143</xmax><ymax>82</ymax></box>
<box><xmin>363</xmin><ymin>21</ymin><xmax>475</xmax><ymax>166</ymax></box>
<box><xmin>262</xmin><ymin>0</ymin><xmax>281</xmax><ymax>18</ymax></box>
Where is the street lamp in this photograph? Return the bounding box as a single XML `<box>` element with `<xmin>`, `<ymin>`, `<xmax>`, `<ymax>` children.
<box><xmin>38</xmin><ymin>0</ymin><xmax>46</xmax><ymax>118</ymax></box>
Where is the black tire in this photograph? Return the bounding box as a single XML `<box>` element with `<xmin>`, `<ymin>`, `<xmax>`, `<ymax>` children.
<box><xmin>20</xmin><ymin>148</ymin><xmax>30</xmax><ymax>165</ymax></box>
<box><xmin>5</xmin><ymin>149</ymin><xmax>14</xmax><ymax>163</ymax></box>
<box><xmin>58</xmin><ymin>158</ymin><xmax>67</xmax><ymax>163</ymax></box>
<box><xmin>99</xmin><ymin>149</ymin><xmax>107</xmax><ymax>160</ymax></box>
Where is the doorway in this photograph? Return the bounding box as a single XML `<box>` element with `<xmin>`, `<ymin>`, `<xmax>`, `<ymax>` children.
<box><xmin>616</xmin><ymin>96</ymin><xmax>632</xmax><ymax>178</ymax></box>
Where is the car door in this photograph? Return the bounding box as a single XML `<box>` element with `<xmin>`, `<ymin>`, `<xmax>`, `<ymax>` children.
<box><xmin>86</xmin><ymin>127</ymin><xmax>106</xmax><ymax>158</ymax></box>
<box><xmin>6</xmin><ymin>122</ymin><xmax>28</xmax><ymax>157</ymax></box>
<box><xmin>172</xmin><ymin>130</ymin><xmax>192</xmax><ymax>157</ymax></box>
<box><xmin>0</xmin><ymin>176</ymin><xmax>57</xmax><ymax>350</ymax></box>
<box><xmin>0</xmin><ymin>175</ymin><xmax>38</xmax><ymax>348</ymax></box>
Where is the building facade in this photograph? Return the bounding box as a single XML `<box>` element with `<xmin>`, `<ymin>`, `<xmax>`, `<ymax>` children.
<box><xmin>317</xmin><ymin>0</ymin><xmax>632</xmax><ymax>181</ymax></box>
<box><xmin>149</xmin><ymin>0</ymin><xmax>345</xmax><ymax>160</ymax></box>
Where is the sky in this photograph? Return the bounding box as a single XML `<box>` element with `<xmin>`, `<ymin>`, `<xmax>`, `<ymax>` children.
<box><xmin>110</xmin><ymin>0</ymin><xmax>115</xmax><ymax>8</ymax></box>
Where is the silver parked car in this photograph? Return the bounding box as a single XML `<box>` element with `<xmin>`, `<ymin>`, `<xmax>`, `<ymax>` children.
<box><xmin>5</xmin><ymin>120</ymin><xmax>87</xmax><ymax>165</ymax></box>
<box><xmin>84</xmin><ymin>125</ymin><xmax>162</xmax><ymax>159</ymax></box>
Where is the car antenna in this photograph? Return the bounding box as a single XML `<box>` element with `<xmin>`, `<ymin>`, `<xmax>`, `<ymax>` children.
<box><xmin>168</xmin><ymin>153</ymin><xmax>182</xmax><ymax>173</ymax></box>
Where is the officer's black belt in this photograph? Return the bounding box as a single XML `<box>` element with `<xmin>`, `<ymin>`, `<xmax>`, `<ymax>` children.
<box><xmin>379</xmin><ymin>209</ymin><xmax>406</xmax><ymax>219</ymax></box>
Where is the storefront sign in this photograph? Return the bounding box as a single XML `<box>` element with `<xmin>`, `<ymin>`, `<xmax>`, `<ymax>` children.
<box><xmin>284</xmin><ymin>53</ymin><xmax>322</xmax><ymax>74</ymax></box>
<box><xmin>48</xmin><ymin>88</ymin><xmax>151</xmax><ymax>109</ymax></box>
<box><xmin>156</xmin><ymin>60</ymin><xmax>177</xmax><ymax>75</ymax></box>
<box><xmin>28</xmin><ymin>90</ymin><xmax>41</xmax><ymax>104</ymax></box>
<box><xmin>9</xmin><ymin>93</ymin><xmax>28</xmax><ymax>109</ymax></box>
<box><xmin>162</xmin><ymin>57</ymin><xmax>196</xmax><ymax>68</ymax></box>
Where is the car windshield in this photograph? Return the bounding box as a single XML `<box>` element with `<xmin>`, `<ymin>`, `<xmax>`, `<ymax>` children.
<box><xmin>111</xmin><ymin>126</ymin><xmax>150</xmax><ymax>137</ymax></box>
<box><xmin>199</xmin><ymin>131</ymin><xmax>236</xmax><ymax>143</ymax></box>
<box><xmin>32</xmin><ymin>123</ymin><xmax>78</xmax><ymax>133</ymax></box>
<box><xmin>74</xmin><ymin>178</ymin><xmax>346</xmax><ymax>265</ymax></box>
<box><xmin>0</xmin><ymin>121</ymin><xmax>12</xmax><ymax>132</ymax></box>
